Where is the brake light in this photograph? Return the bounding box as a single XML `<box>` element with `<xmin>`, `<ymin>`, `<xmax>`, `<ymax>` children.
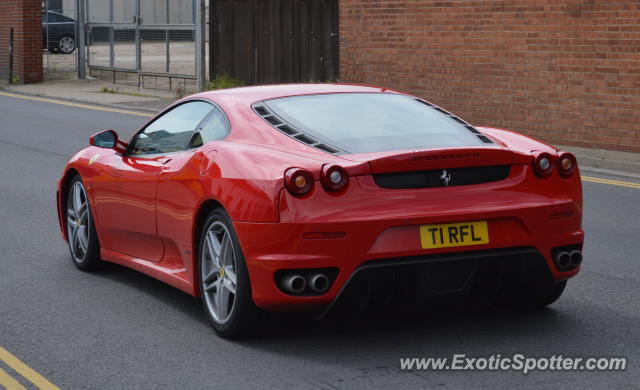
<box><xmin>284</xmin><ymin>168</ymin><xmax>313</xmax><ymax>196</ymax></box>
<box><xmin>533</xmin><ymin>152</ymin><xmax>554</xmax><ymax>177</ymax></box>
<box><xmin>557</xmin><ymin>152</ymin><xmax>577</xmax><ymax>177</ymax></box>
<box><xmin>320</xmin><ymin>165</ymin><xmax>349</xmax><ymax>192</ymax></box>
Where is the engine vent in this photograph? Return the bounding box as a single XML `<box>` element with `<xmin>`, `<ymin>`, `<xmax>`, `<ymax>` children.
<box><xmin>252</xmin><ymin>103</ymin><xmax>341</xmax><ymax>154</ymax></box>
<box><xmin>415</xmin><ymin>99</ymin><xmax>494</xmax><ymax>145</ymax></box>
<box><xmin>374</xmin><ymin>165</ymin><xmax>511</xmax><ymax>189</ymax></box>
<box><xmin>476</xmin><ymin>135</ymin><xmax>494</xmax><ymax>144</ymax></box>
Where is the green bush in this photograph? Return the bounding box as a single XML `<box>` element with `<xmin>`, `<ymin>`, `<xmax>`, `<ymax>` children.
<box><xmin>206</xmin><ymin>74</ymin><xmax>245</xmax><ymax>91</ymax></box>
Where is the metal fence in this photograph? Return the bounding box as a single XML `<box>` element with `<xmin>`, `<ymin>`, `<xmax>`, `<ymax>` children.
<box><xmin>84</xmin><ymin>0</ymin><xmax>204</xmax><ymax>92</ymax></box>
<box><xmin>43</xmin><ymin>0</ymin><xmax>78</xmax><ymax>75</ymax></box>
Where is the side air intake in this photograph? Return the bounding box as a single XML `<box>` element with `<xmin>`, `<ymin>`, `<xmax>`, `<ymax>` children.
<box><xmin>252</xmin><ymin>103</ymin><xmax>341</xmax><ymax>154</ymax></box>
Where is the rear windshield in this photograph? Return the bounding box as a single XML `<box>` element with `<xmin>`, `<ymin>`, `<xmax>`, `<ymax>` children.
<box><xmin>262</xmin><ymin>93</ymin><xmax>485</xmax><ymax>154</ymax></box>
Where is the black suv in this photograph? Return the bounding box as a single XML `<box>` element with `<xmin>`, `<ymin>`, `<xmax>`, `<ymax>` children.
<box><xmin>43</xmin><ymin>11</ymin><xmax>76</xmax><ymax>54</ymax></box>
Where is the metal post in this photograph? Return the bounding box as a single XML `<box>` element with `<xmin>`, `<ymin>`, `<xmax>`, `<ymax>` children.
<box><xmin>165</xmin><ymin>0</ymin><xmax>170</xmax><ymax>73</ymax></box>
<box><xmin>8</xmin><ymin>28</ymin><xmax>14</xmax><ymax>83</ymax></box>
<box><xmin>209</xmin><ymin>0</ymin><xmax>215</xmax><ymax>81</ymax></box>
<box><xmin>77</xmin><ymin>0</ymin><xmax>87</xmax><ymax>79</ymax></box>
<box><xmin>109</xmin><ymin>0</ymin><xmax>114</xmax><ymax>67</ymax></box>
<box><xmin>135</xmin><ymin>0</ymin><xmax>141</xmax><ymax>88</ymax></box>
<box><xmin>45</xmin><ymin>0</ymin><xmax>50</xmax><ymax>72</ymax></box>
<box><xmin>195</xmin><ymin>0</ymin><xmax>206</xmax><ymax>90</ymax></box>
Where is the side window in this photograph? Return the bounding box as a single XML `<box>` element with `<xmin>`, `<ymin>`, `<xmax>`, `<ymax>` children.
<box><xmin>59</xmin><ymin>14</ymin><xmax>75</xmax><ymax>23</ymax></box>
<box><xmin>189</xmin><ymin>108</ymin><xmax>229</xmax><ymax>148</ymax></box>
<box><xmin>130</xmin><ymin>101</ymin><xmax>212</xmax><ymax>155</ymax></box>
<box><xmin>47</xmin><ymin>13</ymin><xmax>63</xmax><ymax>23</ymax></box>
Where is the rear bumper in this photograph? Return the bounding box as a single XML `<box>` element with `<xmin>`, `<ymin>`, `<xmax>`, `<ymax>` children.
<box><xmin>235</xmin><ymin>165</ymin><xmax>583</xmax><ymax>312</ymax></box>
<box><xmin>235</xmin><ymin>201</ymin><xmax>583</xmax><ymax>312</ymax></box>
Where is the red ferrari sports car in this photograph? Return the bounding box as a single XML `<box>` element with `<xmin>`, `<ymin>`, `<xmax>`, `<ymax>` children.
<box><xmin>57</xmin><ymin>84</ymin><xmax>583</xmax><ymax>337</ymax></box>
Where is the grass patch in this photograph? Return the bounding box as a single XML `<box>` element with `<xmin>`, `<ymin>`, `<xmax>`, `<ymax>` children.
<box><xmin>206</xmin><ymin>74</ymin><xmax>245</xmax><ymax>91</ymax></box>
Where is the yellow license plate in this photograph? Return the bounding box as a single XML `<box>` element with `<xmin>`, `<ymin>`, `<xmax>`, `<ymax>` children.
<box><xmin>419</xmin><ymin>221</ymin><xmax>489</xmax><ymax>249</ymax></box>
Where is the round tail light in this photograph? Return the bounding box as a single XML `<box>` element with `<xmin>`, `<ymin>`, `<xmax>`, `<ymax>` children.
<box><xmin>320</xmin><ymin>165</ymin><xmax>349</xmax><ymax>192</ymax></box>
<box><xmin>557</xmin><ymin>152</ymin><xmax>577</xmax><ymax>177</ymax></box>
<box><xmin>284</xmin><ymin>168</ymin><xmax>314</xmax><ymax>196</ymax></box>
<box><xmin>533</xmin><ymin>152</ymin><xmax>554</xmax><ymax>177</ymax></box>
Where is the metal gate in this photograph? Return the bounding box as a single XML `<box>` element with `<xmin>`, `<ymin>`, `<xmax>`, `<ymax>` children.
<box><xmin>211</xmin><ymin>0</ymin><xmax>339</xmax><ymax>84</ymax></box>
<box><xmin>43</xmin><ymin>0</ymin><xmax>79</xmax><ymax>75</ymax></box>
<box><xmin>85</xmin><ymin>0</ymin><xmax>204</xmax><ymax>90</ymax></box>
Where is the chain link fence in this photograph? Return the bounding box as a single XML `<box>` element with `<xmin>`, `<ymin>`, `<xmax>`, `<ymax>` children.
<box><xmin>85</xmin><ymin>0</ymin><xmax>202</xmax><ymax>93</ymax></box>
<box><xmin>43</xmin><ymin>0</ymin><xmax>78</xmax><ymax>76</ymax></box>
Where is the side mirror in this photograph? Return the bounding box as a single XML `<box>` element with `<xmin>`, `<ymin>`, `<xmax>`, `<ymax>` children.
<box><xmin>90</xmin><ymin>130</ymin><xmax>118</xmax><ymax>149</ymax></box>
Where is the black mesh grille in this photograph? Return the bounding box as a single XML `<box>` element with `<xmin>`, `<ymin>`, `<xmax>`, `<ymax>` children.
<box><xmin>321</xmin><ymin>247</ymin><xmax>553</xmax><ymax>318</ymax></box>
<box><xmin>374</xmin><ymin>165</ymin><xmax>510</xmax><ymax>189</ymax></box>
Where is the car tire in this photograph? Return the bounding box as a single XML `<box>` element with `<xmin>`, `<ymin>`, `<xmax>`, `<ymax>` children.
<box><xmin>198</xmin><ymin>208</ymin><xmax>263</xmax><ymax>338</ymax></box>
<box><xmin>57</xmin><ymin>35</ymin><xmax>76</xmax><ymax>54</ymax></box>
<box><xmin>66</xmin><ymin>174</ymin><xmax>101</xmax><ymax>271</ymax></box>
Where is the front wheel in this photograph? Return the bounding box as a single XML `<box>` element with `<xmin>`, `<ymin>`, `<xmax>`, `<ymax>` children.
<box><xmin>198</xmin><ymin>208</ymin><xmax>263</xmax><ymax>338</ymax></box>
<box><xmin>66</xmin><ymin>175</ymin><xmax>101</xmax><ymax>270</ymax></box>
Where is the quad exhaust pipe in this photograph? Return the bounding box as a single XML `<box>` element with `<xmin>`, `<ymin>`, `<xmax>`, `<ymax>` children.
<box><xmin>280</xmin><ymin>274</ymin><xmax>306</xmax><ymax>294</ymax></box>
<box><xmin>554</xmin><ymin>249</ymin><xmax>582</xmax><ymax>270</ymax></box>
<box><xmin>556</xmin><ymin>251</ymin><xmax>571</xmax><ymax>269</ymax></box>
<box><xmin>569</xmin><ymin>250</ymin><xmax>583</xmax><ymax>267</ymax></box>
<box><xmin>309</xmin><ymin>273</ymin><xmax>330</xmax><ymax>294</ymax></box>
<box><xmin>279</xmin><ymin>272</ymin><xmax>331</xmax><ymax>295</ymax></box>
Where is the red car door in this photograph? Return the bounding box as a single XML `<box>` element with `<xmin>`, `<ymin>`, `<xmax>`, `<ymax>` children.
<box><xmin>156</xmin><ymin>107</ymin><xmax>230</xmax><ymax>250</ymax></box>
<box><xmin>92</xmin><ymin>100</ymin><xmax>215</xmax><ymax>262</ymax></box>
<box><xmin>91</xmin><ymin>153</ymin><xmax>166</xmax><ymax>262</ymax></box>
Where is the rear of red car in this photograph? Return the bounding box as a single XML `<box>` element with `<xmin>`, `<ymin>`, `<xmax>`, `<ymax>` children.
<box><xmin>232</xmin><ymin>91</ymin><xmax>583</xmax><ymax>313</ymax></box>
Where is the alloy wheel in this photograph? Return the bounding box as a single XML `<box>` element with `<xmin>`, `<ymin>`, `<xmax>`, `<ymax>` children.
<box><xmin>59</xmin><ymin>36</ymin><xmax>75</xmax><ymax>54</ymax></box>
<box><xmin>66</xmin><ymin>181</ymin><xmax>89</xmax><ymax>263</ymax></box>
<box><xmin>201</xmin><ymin>221</ymin><xmax>238</xmax><ymax>324</ymax></box>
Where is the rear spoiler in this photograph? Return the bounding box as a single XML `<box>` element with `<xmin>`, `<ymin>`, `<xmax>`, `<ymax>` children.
<box><xmin>345</xmin><ymin>148</ymin><xmax>531</xmax><ymax>174</ymax></box>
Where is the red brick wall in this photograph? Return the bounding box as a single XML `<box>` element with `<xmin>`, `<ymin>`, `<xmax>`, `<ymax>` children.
<box><xmin>0</xmin><ymin>0</ymin><xmax>43</xmax><ymax>84</ymax></box>
<box><xmin>339</xmin><ymin>1</ymin><xmax>640</xmax><ymax>153</ymax></box>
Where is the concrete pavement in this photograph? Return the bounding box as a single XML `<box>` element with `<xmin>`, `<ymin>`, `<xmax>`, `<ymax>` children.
<box><xmin>1</xmin><ymin>78</ymin><xmax>175</xmax><ymax>114</ymax></box>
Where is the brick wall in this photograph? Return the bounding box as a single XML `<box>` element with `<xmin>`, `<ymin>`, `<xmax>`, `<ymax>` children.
<box><xmin>339</xmin><ymin>0</ymin><xmax>640</xmax><ymax>153</ymax></box>
<box><xmin>0</xmin><ymin>0</ymin><xmax>43</xmax><ymax>84</ymax></box>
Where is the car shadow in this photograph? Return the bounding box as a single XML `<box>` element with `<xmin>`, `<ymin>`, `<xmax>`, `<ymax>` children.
<box><xmin>241</xmin><ymin>305</ymin><xmax>578</xmax><ymax>358</ymax></box>
<box><xmin>89</xmin><ymin>261</ymin><xmax>208</xmax><ymax>325</ymax></box>
<box><xmin>88</xmin><ymin>260</ymin><xmax>587</xmax><ymax>363</ymax></box>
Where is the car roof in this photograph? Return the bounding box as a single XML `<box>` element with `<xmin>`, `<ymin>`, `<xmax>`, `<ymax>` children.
<box><xmin>182</xmin><ymin>83</ymin><xmax>408</xmax><ymax>160</ymax></box>
<box><xmin>191</xmin><ymin>83</ymin><xmax>393</xmax><ymax>105</ymax></box>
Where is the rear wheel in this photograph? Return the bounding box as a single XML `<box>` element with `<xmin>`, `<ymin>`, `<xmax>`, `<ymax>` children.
<box><xmin>66</xmin><ymin>175</ymin><xmax>101</xmax><ymax>270</ymax></box>
<box><xmin>198</xmin><ymin>208</ymin><xmax>262</xmax><ymax>338</ymax></box>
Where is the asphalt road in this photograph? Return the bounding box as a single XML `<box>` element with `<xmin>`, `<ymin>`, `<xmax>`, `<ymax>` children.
<box><xmin>0</xmin><ymin>93</ymin><xmax>638</xmax><ymax>390</ymax></box>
